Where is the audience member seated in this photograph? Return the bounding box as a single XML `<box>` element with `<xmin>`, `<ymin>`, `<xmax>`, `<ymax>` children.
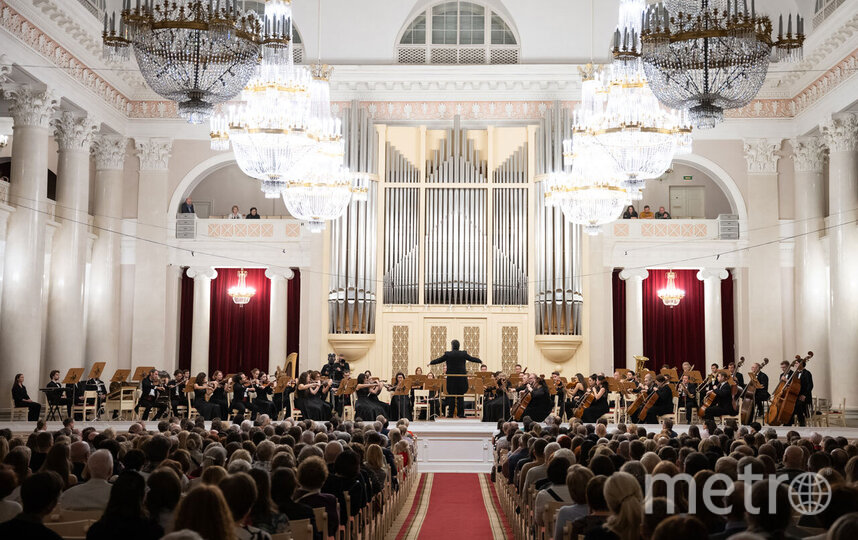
<box><xmin>622</xmin><ymin>205</ymin><xmax>638</xmax><ymax>219</ymax></box>
<box><xmin>0</xmin><ymin>465</ymin><xmax>22</xmax><ymax>523</ymax></box>
<box><xmin>296</xmin><ymin>456</ymin><xmax>341</xmax><ymax>538</ymax></box>
<box><xmin>179</xmin><ymin>197</ymin><xmax>195</xmax><ymax>214</ymax></box>
<box><xmin>534</xmin><ymin>455</ymin><xmax>574</xmax><ymax>527</ymax></box>
<box><xmin>85</xmin><ymin>471</ymin><xmax>164</xmax><ymax>540</ymax></box>
<box><xmin>59</xmin><ymin>449</ymin><xmax>113</xmax><ymax>510</ymax></box>
<box><xmin>145</xmin><ymin>468</ymin><xmax>183</xmax><ymax>534</ymax></box>
<box><xmin>219</xmin><ymin>472</ymin><xmax>273</xmax><ymax>540</ymax></box>
<box><xmin>655</xmin><ymin>206</ymin><xmax>671</xmax><ymax>219</ymax></box>
<box><xmin>173</xmin><ymin>485</ymin><xmax>235</xmax><ymax>540</ymax></box>
<box><xmin>228</xmin><ymin>205</ymin><xmax>243</xmax><ymax>219</ymax></box>
<box><xmin>553</xmin><ymin>465</ymin><xmax>594</xmax><ymax>540</ymax></box>
<box><xmin>246</xmin><ymin>468</ymin><xmax>289</xmax><ymax>535</ymax></box>
<box><xmin>639</xmin><ymin>205</ymin><xmax>655</xmax><ymax>219</ymax></box>
<box><xmin>0</xmin><ymin>471</ymin><xmax>64</xmax><ymax>539</ymax></box>
<box><xmin>246</xmin><ymin>207</ymin><xmax>260</xmax><ymax>219</ymax></box>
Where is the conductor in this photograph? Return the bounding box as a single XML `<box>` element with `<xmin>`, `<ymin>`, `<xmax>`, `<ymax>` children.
<box><xmin>430</xmin><ymin>339</ymin><xmax>482</xmax><ymax>418</ymax></box>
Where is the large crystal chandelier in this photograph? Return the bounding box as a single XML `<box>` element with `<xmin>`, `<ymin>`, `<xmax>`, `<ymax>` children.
<box><xmin>641</xmin><ymin>0</ymin><xmax>805</xmax><ymax>129</ymax></box>
<box><xmin>228</xmin><ymin>268</ymin><xmax>256</xmax><ymax>306</ymax></box>
<box><xmin>657</xmin><ymin>270</ymin><xmax>685</xmax><ymax>308</ymax></box>
<box><xmin>103</xmin><ymin>0</ymin><xmax>268</xmax><ymax>124</ymax></box>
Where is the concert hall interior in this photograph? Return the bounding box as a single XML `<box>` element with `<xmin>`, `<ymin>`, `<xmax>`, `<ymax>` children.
<box><xmin>1</xmin><ymin>0</ymin><xmax>858</xmax><ymax>539</ymax></box>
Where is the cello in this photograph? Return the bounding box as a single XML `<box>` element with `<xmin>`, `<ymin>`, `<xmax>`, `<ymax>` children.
<box><xmin>511</xmin><ymin>382</ymin><xmax>532</xmax><ymax>421</ymax></box>
<box><xmin>766</xmin><ymin>353</ymin><xmax>812</xmax><ymax>426</ymax></box>
<box><xmin>637</xmin><ymin>381</ymin><xmax>664</xmax><ymax>421</ymax></box>
<box><xmin>626</xmin><ymin>383</ymin><xmax>649</xmax><ymax>419</ymax></box>
<box><xmin>738</xmin><ymin>358</ymin><xmax>768</xmax><ymax>424</ymax></box>
<box><xmin>573</xmin><ymin>389</ymin><xmax>595</xmax><ymax>419</ymax></box>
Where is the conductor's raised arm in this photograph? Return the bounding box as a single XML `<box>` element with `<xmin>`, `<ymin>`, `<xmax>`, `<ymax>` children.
<box><xmin>429</xmin><ymin>354</ymin><xmax>447</xmax><ymax>366</ymax></box>
<box><xmin>466</xmin><ymin>354</ymin><xmax>482</xmax><ymax>364</ymax></box>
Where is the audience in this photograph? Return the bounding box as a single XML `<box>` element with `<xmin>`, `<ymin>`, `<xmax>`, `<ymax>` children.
<box><xmin>58</xmin><ymin>449</ymin><xmax>113</xmax><ymax>510</ymax></box>
<box><xmin>0</xmin><ymin>471</ymin><xmax>64</xmax><ymax>539</ymax></box>
<box><xmin>85</xmin><ymin>471</ymin><xmax>163</xmax><ymax>540</ymax></box>
<box><xmin>622</xmin><ymin>205</ymin><xmax>638</xmax><ymax>219</ymax></box>
<box><xmin>639</xmin><ymin>205</ymin><xmax>654</xmax><ymax>219</ymax></box>
<box><xmin>0</xmin><ymin>465</ymin><xmax>21</xmax><ymax>523</ymax></box>
<box><xmin>246</xmin><ymin>207</ymin><xmax>260</xmax><ymax>219</ymax></box>
<box><xmin>228</xmin><ymin>205</ymin><xmax>243</xmax><ymax>219</ymax></box>
<box><xmin>655</xmin><ymin>206</ymin><xmax>671</xmax><ymax>219</ymax></box>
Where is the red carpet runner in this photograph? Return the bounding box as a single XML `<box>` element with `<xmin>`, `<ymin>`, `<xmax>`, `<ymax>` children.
<box><xmin>393</xmin><ymin>473</ymin><xmax>512</xmax><ymax>540</ymax></box>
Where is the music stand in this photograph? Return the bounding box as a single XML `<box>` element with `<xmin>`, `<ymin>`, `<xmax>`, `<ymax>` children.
<box><xmin>688</xmin><ymin>370</ymin><xmax>703</xmax><ymax>384</ymax></box>
<box><xmin>87</xmin><ymin>362</ymin><xmax>106</xmax><ymax>381</ymax></box>
<box><xmin>605</xmin><ymin>376</ymin><xmax>620</xmax><ymax>392</ymax></box>
<box><xmin>131</xmin><ymin>366</ymin><xmax>154</xmax><ymax>383</ymax></box>
<box><xmin>110</xmin><ymin>369</ymin><xmax>131</xmax><ymax>384</ymax></box>
<box><xmin>184</xmin><ymin>380</ymin><xmax>195</xmax><ymax>393</ymax></box>
<box><xmin>62</xmin><ymin>368</ymin><xmax>85</xmax><ymax>415</ymax></box>
<box><xmin>660</xmin><ymin>367</ymin><xmax>679</xmax><ymax>383</ymax></box>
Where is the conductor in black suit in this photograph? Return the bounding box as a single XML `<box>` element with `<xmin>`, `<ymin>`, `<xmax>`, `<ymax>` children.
<box><xmin>179</xmin><ymin>197</ymin><xmax>195</xmax><ymax>214</ymax></box>
<box><xmin>430</xmin><ymin>339</ymin><xmax>482</xmax><ymax>418</ymax></box>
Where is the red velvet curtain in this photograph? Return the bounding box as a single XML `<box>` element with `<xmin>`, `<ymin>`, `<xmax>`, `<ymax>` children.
<box><xmin>178</xmin><ymin>269</ymin><xmax>194</xmax><ymax>370</ymax></box>
<box><xmin>287</xmin><ymin>268</ymin><xmax>301</xmax><ymax>374</ymax></box>
<box><xmin>642</xmin><ymin>269</ymin><xmax>705</xmax><ymax>371</ymax></box>
<box><xmin>209</xmin><ymin>268</ymin><xmax>271</xmax><ymax>374</ymax></box>
<box><xmin>721</xmin><ymin>269</ymin><xmax>735</xmax><ymax>366</ymax></box>
<box><xmin>612</xmin><ymin>269</ymin><xmax>626</xmax><ymax>371</ymax></box>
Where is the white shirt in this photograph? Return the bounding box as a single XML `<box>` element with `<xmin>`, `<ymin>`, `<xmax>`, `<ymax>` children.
<box><xmin>228</xmin><ymin>213</ymin><xmax>243</xmax><ymax>219</ymax></box>
<box><xmin>0</xmin><ymin>499</ymin><xmax>21</xmax><ymax>523</ymax></box>
<box><xmin>58</xmin><ymin>478</ymin><xmax>112</xmax><ymax>510</ymax></box>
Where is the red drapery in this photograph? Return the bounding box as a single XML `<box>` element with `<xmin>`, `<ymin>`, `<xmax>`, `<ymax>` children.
<box><xmin>287</xmin><ymin>268</ymin><xmax>301</xmax><ymax>374</ymax></box>
<box><xmin>209</xmin><ymin>268</ymin><xmax>271</xmax><ymax>374</ymax></box>
<box><xmin>178</xmin><ymin>269</ymin><xmax>194</xmax><ymax>370</ymax></box>
<box><xmin>612</xmin><ymin>269</ymin><xmax>626</xmax><ymax>371</ymax></box>
<box><xmin>642</xmin><ymin>269</ymin><xmax>705</xmax><ymax>371</ymax></box>
<box><xmin>721</xmin><ymin>269</ymin><xmax>735</xmax><ymax>366</ymax></box>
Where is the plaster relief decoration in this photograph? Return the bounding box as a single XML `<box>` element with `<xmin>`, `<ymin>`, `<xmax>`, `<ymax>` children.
<box><xmin>429</xmin><ymin>325</ymin><xmax>447</xmax><ymax>376</ymax></box>
<box><xmin>4</xmin><ymin>86</ymin><xmax>58</xmax><ymax>128</ymax></box>
<box><xmin>52</xmin><ymin>111</ymin><xmax>97</xmax><ymax>152</ymax></box>
<box><xmin>743</xmin><ymin>139</ymin><xmax>783</xmax><ymax>174</ymax></box>
<box><xmin>91</xmin><ymin>134</ymin><xmax>128</xmax><ymax>171</ymax></box>
<box><xmin>206</xmin><ymin>222</ymin><xmax>276</xmax><ymax>239</ymax></box>
<box><xmin>391</xmin><ymin>325</ymin><xmax>409</xmax><ymax>376</ymax></box>
<box><xmin>135</xmin><ymin>138</ymin><xmax>172</xmax><ymax>171</ymax></box>
<box><xmin>0</xmin><ymin>178</ymin><xmax>9</xmax><ymax>205</ymax></box>
<box><xmin>822</xmin><ymin>112</ymin><xmax>858</xmax><ymax>153</ymax></box>
<box><xmin>791</xmin><ymin>136</ymin><xmax>827</xmax><ymax>173</ymax></box>
<box><xmin>463</xmin><ymin>326</ymin><xmax>480</xmax><ymax>373</ymax></box>
<box><xmin>501</xmin><ymin>326</ymin><xmax>519</xmax><ymax>375</ymax></box>
<box><xmin>640</xmin><ymin>222</ymin><xmax>708</xmax><ymax>238</ymax></box>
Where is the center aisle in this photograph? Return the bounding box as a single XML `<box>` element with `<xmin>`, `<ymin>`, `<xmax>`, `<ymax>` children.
<box><xmin>391</xmin><ymin>473</ymin><xmax>512</xmax><ymax>540</ymax></box>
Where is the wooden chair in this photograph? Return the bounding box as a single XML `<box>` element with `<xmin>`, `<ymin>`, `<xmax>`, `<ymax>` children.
<box><xmin>826</xmin><ymin>398</ymin><xmax>847</xmax><ymax>427</ymax></box>
<box><xmin>44</xmin><ymin>519</ymin><xmax>95</xmax><ymax>538</ymax></box>
<box><xmin>186</xmin><ymin>391</ymin><xmax>199</xmax><ymax>420</ymax></box>
<box><xmin>312</xmin><ymin>506</ymin><xmax>330</xmax><ymax>540</ymax></box>
<box><xmin>542</xmin><ymin>500</ymin><xmax>567</xmax><ymax>540</ymax></box>
<box><xmin>289</xmin><ymin>518</ymin><xmax>314</xmax><ymax>540</ymax></box>
<box><xmin>48</xmin><ymin>509</ymin><xmax>104</xmax><ymax>522</ymax></box>
<box><xmin>717</xmin><ymin>400</ymin><xmax>742</xmax><ymax>427</ymax></box>
<box><xmin>412</xmin><ymin>390</ymin><xmax>430</xmax><ymax>420</ymax></box>
<box><xmin>290</xmin><ymin>392</ymin><xmax>303</xmax><ymax>421</ymax></box>
<box><xmin>11</xmin><ymin>407</ymin><xmax>30</xmax><ymax>421</ymax></box>
<box><xmin>72</xmin><ymin>390</ymin><xmax>99</xmax><ymax>421</ymax></box>
<box><xmin>104</xmin><ymin>386</ymin><xmax>136</xmax><ymax>420</ymax></box>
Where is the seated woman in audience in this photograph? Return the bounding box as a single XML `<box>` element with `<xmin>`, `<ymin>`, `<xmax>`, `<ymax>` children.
<box><xmin>584</xmin><ymin>472</ymin><xmax>642</xmax><ymax>540</ymax></box>
<box><xmin>86</xmin><ymin>471</ymin><xmax>164</xmax><ymax>540</ymax></box>
<box><xmin>534</xmin><ymin>456</ymin><xmax>574</xmax><ymax>527</ymax></box>
<box><xmin>364</xmin><ymin>444</ymin><xmax>388</xmax><ymax>489</ymax></box>
<box><xmin>172</xmin><ymin>485</ymin><xmax>235</xmax><ymax>540</ymax></box>
<box><xmin>11</xmin><ymin>373</ymin><xmax>41</xmax><ymax>421</ymax></box>
<box><xmin>145</xmin><ymin>469</ymin><xmax>182</xmax><ymax>534</ymax></box>
<box><xmin>40</xmin><ymin>442</ymin><xmax>77</xmax><ymax>489</ymax></box>
<box><xmin>0</xmin><ymin>465</ymin><xmax>21</xmax><ymax>523</ymax></box>
<box><xmin>570</xmin><ymin>476</ymin><xmax>610</xmax><ymax>537</ymax></box>
<box><xmin>246</xmin><ymin>207</ymin><xmax>260</xmax><ymax>219</ymax></box>
<box><xmin>269</xmin><ymin>468</ymin><xmax>319</xmax><ymax>536</ymax></box>
<box><xmin>622</xmin><ymin>205</ymin><xmax>638</xmax><ymax>219</ymax></box>
<box><xmin>554</xmin><ymin>465</ymin><xmax>594</xmax><ymax>540</ymax></box>
<box><xmin>228</xmin><ymin>205</ymin><xmax>243</xmax><ymax>219</ymax></box>
<box><xmin>246</xmin><ymin>468</ymin><xmax>289</xmax><ymax>535</ymax></box>
<box><xmin>219</xmin><ymin>472</ymin><xmax>272</xmax><ymax>540</ymax></box>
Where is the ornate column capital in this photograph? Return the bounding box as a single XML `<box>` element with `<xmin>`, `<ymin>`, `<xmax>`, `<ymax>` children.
<box><xmin>619</xmin><ymin>268</ymin><xmax>649</xmax><ymax>281</ymax></box>
<box><xmin>265</xmin><ymin>267</ymin><xmax>295</xmax><ymax>280</ymax></box>
<box><xmin>3</xmin><ymin>86</ymin><xmax>58</xmax><ymax>129</ymax></box>
<box><xmin>790</xmin><ymin>136</ymin><xmax>826</xmax><ymax>173</ymax></box>
<box><xmin>91</xmin><ymin>134</ymin><xmax>128</xmax><ymax>171</ymax></box>
<box><xmin>743</xmin><ymin>138</ymin><xmax>782</xmax><ymax>175</ymax></box>
<box><xmin>696</xmin><ymin>268</ymin><xmax>729</xmax><ymax>282</ymax></box>
<box><xmin>186</xmin><ymin>266</ymin><xmax>218</xmax><ymax>280</ymax></box>
<box><xmin>134</xmin><ymin>138</ymin><xmax>172</xmax><ymax>171</ymax></box>
<box><xmin>53</xmin><ymin>111</ymin><xmax>98</xmax><ymax>152</ymax></box>
<box><xmin>822</xmin><ymin>113</ymin><xmax>858</xmax><ymax>153</ymax></box>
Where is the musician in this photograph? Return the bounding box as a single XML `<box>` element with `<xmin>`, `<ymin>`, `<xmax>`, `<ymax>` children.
<box><xmin>355</xmin><ymin>373</ymin><xmax>389</xmax><ymax>421</ymax></box>
<box><xmin>728</xmin><ymin>360</ymin><xmax>745</xmax><ymax>387</ymax></box>
<box><xmin>702</xmin><ymin>371</ymin><xmax>736</xmax><ymax>420</ymax></box>
<box><xmin>46</xmin><ymin>369</ymin><xmax>71</xmax><ymax>418</ymax></box>
<box><xmin>676</xmin><ymin>373</ymin><xmax>697</xmax><ymax>423</ymax></box>
<box><xmin>681</xmin><ymin>361</ymin><xmax>692</xmax><ymax>375</ymax></box>
<box><xmin>425</xmin><ymin>372</ymin><xmax>441</xmax><ymax>419</ymax></box>
<box><xmin>751</xmin><ymin>361</ymin><xmax>770</xmax><ymax>420</ymax></box>
<box><xmin>274</xmin><ymin>376</ymin><xmax>297</xmax><ymax>418</ymax></box>
<box><xmin>253</xmin><ymin>373</ymin><xmax>277</xmax><ymax>417</ymax></box>
<box><xmin>549</xmin><ymin>371</ymin><xmax>565</xmax><ymax>413</ymax></box>
<box><xmin>332</xmin><ymin>368</ymin><xmax>350</xmax><ymax>417</ymax></box>
<box><xmin>519</xmin><ymin>374</ymin><xmax>553</xmax><ymax>423</ymax></box>
<box><xmin>167</xmin><ymin>370</ymin><xmax>185</xmax><ymax>417</ymax></box>
<box><xmin>564</xmin><ymin>374</ymin><xmax>587</xmax><ymax>419</ymax></box>
<box><xmin>482</xmin><ymin>372</ymin><xmax>512</xmax><ymax>422</ymax></box>
<box><xmin>641</xmin><ymin>375</ymin><xmax>674</xmax><ymax>424</ymax></box>
<box><xmin>429</xmin><ymin>339</ymin><xmax>483</xmax><ymax>418</ymax></box>
<box><xmin>786</xmin><ymin>358</ymin><xmax>814</xmax><ymax>427</ymax></box>
<box><xmin>229</xmin><ymin>372</ymin><xmax>256</xmax><ymax>421</ymax></box>
<box><xmin>205</xmin><ymin>371</ymin><xmax>226</xmax><ymax>418</ymax></box>
<box><xmin>390</xmin><ymin>372</ymin><xmax>413</xmax><ymax>421</ymax></box>
<box><xmin>135</xmin><ymin>369</ymin><xmax>167</xmax><ymax>420</ymax></box>
<box><xmin>295</xmin><ymin>371</ymin><xmax>332</xmax><ymax>421</ymax></box>
<box><xmin>12</xmin><ymin>373</ymin><xmax>41</xmax><ymax>421</ymax></box>
<box><xmin>703</xmin><ymin>363</ymin><xmax>720</xmax><ymax>392</ymax></box>
<box><xmin>580</xmin><ymin>374</ymin><xmax>609</xmax><ymax>423</ymax></box>
<box><xmin>192</xmin><ymin>373</ymin><xmax>218</xmax><ymax>420</ymax></box>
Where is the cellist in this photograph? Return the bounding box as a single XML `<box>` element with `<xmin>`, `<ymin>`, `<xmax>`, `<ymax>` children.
<box><xmin>785</xmin><ymin>356</ymin><xmax>814</xmax><ymax>427</ymax></box>
<box><xmin>751</xmin><ymin>361</ymin><xmax>770</xmax><ymax>421</ymax></box>
<box><xmin>702</xmin><ymin>371</ymin><xmax>736</xmax><ymax>420</ymax></box>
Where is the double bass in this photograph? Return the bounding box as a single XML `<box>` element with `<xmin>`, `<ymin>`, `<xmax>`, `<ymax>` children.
<box><xmin>766</xmin><ymin>353</ymin><xmax>812</xmax><ymax>426</ymax></box>
<box><xmin>738</xmin><ymin>358</ymin><xmax>768</xmax><ymax>424</ymax></box>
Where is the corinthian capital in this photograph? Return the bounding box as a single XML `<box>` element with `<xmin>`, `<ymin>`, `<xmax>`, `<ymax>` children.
<box><xmin>3</xmin><ymin>87</ymin><xmax>58</xmax><ymax>129</ymax></box>
<box><xmin>53</xmin><ymin>112</ymin><xmax>98</xmax><ymax>152</ymax></box>
<box><xmin>135</xmin><ymin>138</ymin><xmax>173</xmax><ymax>171</ymax></box>
<box><xmin>790</xmin><ymin>137</ymin><xmax>826</xmax><ymax>173</ymax></box>
<box><xmin>822</xmin><ymin>113</ymin><xmax>858</xmax><ymax>153</ymax></box>
<box><xmin>743</xmin><ymin>139</ymin><xmax>782</xmax><ymax>175</ymax></box>
<box><xmin>91</xmin><ymin>134</ymin><xmax>128</xmax><ymax>170</ymax></box>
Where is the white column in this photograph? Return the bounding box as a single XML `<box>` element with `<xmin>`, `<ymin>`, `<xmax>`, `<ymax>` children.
<box><xmin>696</xmin><ymin>268</ymin><xmax>728</xmax><ymax>367</ymax></box>
<box><xmin>619</xmin><ymin>268</ymin><xmax>648</xmax><ymax>370</ymax></box>
<box><xmin>822</xmin><ymin>113</ymin><xmax>858</xmax><ymax>409</ymax></box>
<box><xmin>130</xmin><ymin>138</ymin><xmax>172</xmax><ymax>370</ymax></box>
<box><xmin>743</xmin><ymin>139</ymin><xmax>784</xmax><ymax>362</ymax></box>
<box><xmin>790</xmin><ymin>136</ymin><xmax>828</xmax><ymax>396</ymax></box>
<box><xmin>0</xmin><ymin>88</ymin><xmax>57</xmax><ymax>400</ymax></box>
<box><xmin>186</xmin><ymin>267</ymin><xmax>216</xmax><ymax>377</ymax></box>
<box><xmin>266</xmin><ymin>267</ymin><xmax>294</xmax><ymax>374</ymax></box>
<box><xmin>45</xmin><ymin>112</ymin><xmax>97</xmax><ymax>379</ymax></box>
<box><xmin>86</xmin><ymin>135</ymin><xmax>127</xmax><ymax>375</ymax></box>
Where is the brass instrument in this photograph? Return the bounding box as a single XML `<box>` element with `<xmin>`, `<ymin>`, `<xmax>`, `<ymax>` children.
<box><xmin>633</xmin><ymin>355</ymin><xmax>649</xmax><ymax>376</ymax></box>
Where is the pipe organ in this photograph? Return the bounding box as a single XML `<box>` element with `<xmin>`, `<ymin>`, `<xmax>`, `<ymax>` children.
<box><xmin>534</xmin><ymin>103</ymin><xmax>583</xmax><ymax>335</ymax></box>
<box><xmin>328</xmin><ymin>101</ymin><xmax>379</xmax><ymax>334</ymax></box>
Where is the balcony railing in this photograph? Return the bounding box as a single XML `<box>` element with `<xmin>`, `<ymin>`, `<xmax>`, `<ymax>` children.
<box><xmin>174</xmin><ymin>218</ymin><xmax>304</xmax><ymax>242</ymax></box>
<box><xmin>605</xmin><ymin>219</ymin><xmax>722</xmax><ymax>240</ymax></box>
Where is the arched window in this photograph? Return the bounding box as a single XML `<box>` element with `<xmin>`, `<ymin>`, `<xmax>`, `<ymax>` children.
<box><xmin>396</xmin><ymin>1</ymin><xmax>519</xmax><ymax>64</ymax></box>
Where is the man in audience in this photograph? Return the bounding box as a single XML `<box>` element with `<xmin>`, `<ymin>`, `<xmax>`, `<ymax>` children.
<box><xmin>655</xmin><ymin>206</ymin><xmax>671</xmax><ymax>219</ymax></box>
<box><xmin>295</xmin><ymin>456</ymin><xmax>339</xmax><ymax>538</ymax></box>
<box><xmin>180</xmin><ymin>197</ymin><xmax>195</xmax><ymax>214</ymax></box>
<box><xmin>639</xmin><ymin>205</ymin><xmax>655</xmax><ymax>218</ymax></box>
<box><xmin>69</xmin><ymin>440</ymin><xmax>90</xmax><ymax>483</ymax></box>
<box><xmin>58</xmin><ymin>449</ymin><xmax>113</xmax><ymax>511</ymax></box>
<box><xmin>0</xmin><ymin>466</ymin><xmax>21</xmax><ymax>523</ymax></box>
<box><xmin>0</xmin><ymin>471</ymin><xmax>64</xmax><ymax>538</ymax></box>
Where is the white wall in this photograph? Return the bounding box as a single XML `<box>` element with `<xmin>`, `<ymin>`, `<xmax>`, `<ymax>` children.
<box><xmin>188</xmin><ymin>164</ymin><xmax>290</xmax><ymax>218</ymax></box>
<box><xmin>628</xmin><ymin>163</ymin><xmax>734</xmax><ymax>219</ymax></box>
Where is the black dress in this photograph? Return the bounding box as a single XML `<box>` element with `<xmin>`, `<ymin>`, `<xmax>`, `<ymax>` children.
<box><xmin>355</xmin><ymin>387</ymin><xmax>389</xmax><ymax>421</ymax></box>
<box><xmin>252</xmin><ymin>384</ymin><xmax>276</xmax><ymax>416</ymax></box>
<box><xmin>482</xmin><ymin>386</ymin><xmax>512</xmax><ymax>422</ymax></box>
<box><xmin>12</xmin><ymin>384</ymin><xmax>41</xmax><ymax>421</ymax></box>
<box><xmin>297</xmin><ymin>387</ymin><xmax>330</xmax><ymax>421</ymax></box>
<box><xmin>193</xmin><ymin>388</ymin><xmax>218</xmax><ymax>420</ymax></box>
<box><xmin>522</xmin><ymin>386</ymin><xmax>552</xmax><ymax>422</ymax></box>
<box><xmin>209</xmin><ymin>385</ymin><xmax>228</xmax><ymax>419</ymax></box>
<box><xmin>391</xmin><ymin>392</ymin><xmax>413</xmax><ymax>421</ymax></box>
<box><xmin>581</xmin><ymin>389</ymin><xmax>609</xmax><ymax>423</ymax></box>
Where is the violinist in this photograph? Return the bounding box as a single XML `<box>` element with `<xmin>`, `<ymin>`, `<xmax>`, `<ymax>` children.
<box><xmin>253</xmin><ymin>373</ymin><xmax>276</xmax><ymax>417</ymax></box>
<box><xmin>249</xmin><ymin>368</ymin><xmax>260</xmax><ymax>385</ymax></box>
<box><xmin>135</xmin><ymin>369</ymin><xmax>167</xmax><ymax>420</ymax></box>
<box><xmin>580</xmin><ymin>374</ymin><xmax>609</xmax><ymax>423</ymax></box>
<box><xmin>676</xmin><ymin>373</ymin><xmax>698</xmax><ymax>423</ymax></box>
<box><xmin>313</xmin><ymin>371</ymin><xmax>334</xmax><ymax>416</ymax></box>
<box><xmin>229</xmin><ymin>372</ymin><xmax>255</xmax><ymax>421</ymax></box>
<box><xmin>519</xmin><ymin>374</ymin><xmax>552</xmax><ymax>423</ymax></box>
<box><xmin>332</xmin><ymin>368</ymin><xmax>350</xmax><ymax>417</ymax></box>
<box><xmin>702</xmin><ymin>371</ymin><xmax>735</xmax><ymax>420</ymax></box>
<box><xmin>192</xmin><ymin>373</ymin><xmax>218</xmax><ymax>420</ymax></box>
<box><xmin>209</xmin><ymin>370</ymin><xmax>229</xmax><ymax>418</ymax></box>
<box><xmin>482</xmin><ymin>372</ymin><xmax>512</xmax><ymax>422</ymax></box>
<box><xmin>274</xmin><ymin>375</ymin><xmax>297</xmax><ymax>418</ymax></box>
<box><xmin>296</xmin><ymin>371</ymin><xmax>332</xmax><ymax>421</ymax></box>
<box><xmin>728</xmin><ymin>360</ymin><xmax>745</xmax><ymax>387</ymax></box>
<box><xmin>550</xmin><ymin>371</ymin><xmax>565</xmax><ymax>413</ymax></box>
<box><xmin>167</xmin><ymin>369</ymin><xmax>185</xmax><ymax>417</ymax></box>
<box><xmin>355</xmin><ymin>373</ymin><xmax>389</xmax><ymax>420</ymax></box>
<box><xmin>390</xmin><ymin>372</ymin><xmax>413</xmax><ymax>421</ymax></box>
<box><xmin>751</xmin><ymin>361</ymin><xmax>770</xmax><ymax>420</ymax></box>
<box><xmin>785</xmin><ymin>357</ymin><xmax>813</xmax><ymax>427</ymax></box>
<box><xmin>564</xmin><ymin>374</ymin><xmax>587</xmax><ymax>419</ymax></box>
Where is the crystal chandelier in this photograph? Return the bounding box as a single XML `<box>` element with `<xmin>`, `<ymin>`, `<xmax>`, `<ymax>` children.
<box><xmin>103</xmin><ymin>0</ymin><xmax>269</xmax><ymax>124</ymax></box>
<box><xmin>228</xmin><ymin>268</ymin><xmax>256</xmax><ymax>306</ymax></box>
<box><xmin>641</xmin><ymin>0</ymin><xmax>805</xmax><ymax>129</ymax></box>
<box><xmin>657</xmin><ymin>270</ymin><xmax>685</xmax><ymax>308</ymax></box>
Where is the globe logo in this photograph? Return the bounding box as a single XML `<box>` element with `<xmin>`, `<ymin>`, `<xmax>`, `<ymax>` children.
<box><xmin>788</xmin><ymin>472</ymin><xmax>831</xmax><ymax>516</ymax></box>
